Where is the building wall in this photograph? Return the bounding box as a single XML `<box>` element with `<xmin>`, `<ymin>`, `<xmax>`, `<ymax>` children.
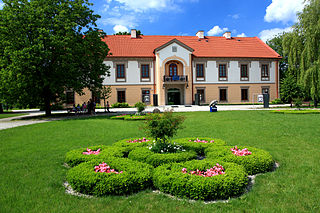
<box><xmin>193</xmin><ymin>83</ymin><xmax>277</xmax><ymax>104</ymax></box>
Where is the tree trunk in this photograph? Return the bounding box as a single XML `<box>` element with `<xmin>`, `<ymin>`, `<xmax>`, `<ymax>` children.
<box><xmin>44</xmin><ymin>96</ymin><xmax>51</xmax><ymax>116</ymax></box>
<box><xmin>0</xmin><ymin>103</ymin><xmax>3</xmax><ymax>113</ymax></box>
<box><xmin>314</xmin><ymin>98</ymin><xmax>318</xmax><ymax>108</ymax></box>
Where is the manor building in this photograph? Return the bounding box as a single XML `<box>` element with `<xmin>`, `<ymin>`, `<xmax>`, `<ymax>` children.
<box><xmin>74</xmin><ymin>30</ymin><xmax>281</xmax><ymax>106</ymax></box>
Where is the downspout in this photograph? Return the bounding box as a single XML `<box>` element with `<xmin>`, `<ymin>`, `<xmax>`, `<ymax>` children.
<box><xmin>191</xmin><ymin>55</ymin><xmax>194</xmax><ymax>103</ymax></box>
<box><xmin>153</xmin><ymin>56</ymin><xmax>156</xmax><ymax>94</ymax></box>
<box><xmin>275</xmin><ymin>60</ymin><xmax>279</xmax><ymax>99</ymax></box>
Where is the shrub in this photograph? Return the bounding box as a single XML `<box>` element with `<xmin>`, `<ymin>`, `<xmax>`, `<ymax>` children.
<box><xmin>66</xmin><ymin>158</ymin><xmax>153</xmax><ymax>196</ymax></box>
<box><xmin>111</xmin><ymin>102</ymin><xmax>130</xmax><ymax>108</ymax></box>
<box><xmin>271</xmin><ymin>98</ymin><xmax>283</xmax><ymax>104</ymax></box>
<box><xmin>153</xmin><ymin>159</ymin><xmax>248</xmax><ymax>200</ymax></box>
<box><xmin>134</xmin><ymin>102</ymin><xmax>146</xmax><ymax>114</ymax></box>
<box><xmin>112</xmin><ymin>137</ymin><xmax>153</xmax><ymax>153</ymax></box>
<box><xmin>110</xmin><ymin>114</ymin><xmax>147</xmax><ymax>120</ymax></box>
<box><xmin>143</xmin><ymin>110</ymin><xmax>185</xmax><ymax>143</ymax></box>
<box><xmin>172</xmin><ymin>137</ymin><xmax>227</xmax><ymax>155</ymax></box>
<box><xmin>271</xmin><ymin>109</ymin><xmax>320</xmax><ymax>114</ymax></box>
<box><xmin>128</xmin><ymin>147</ymin><xmax>197</xmax><ymax>167</ymax></box>
<box><xmin>65</xmin><ymin>145</ymin><xmax>126</xmax><ymax>167</ymax></box>
<box><xmin>205</xmin><ymin>146</ymin><xmax>274</xmax><ymax>175</ymax></box>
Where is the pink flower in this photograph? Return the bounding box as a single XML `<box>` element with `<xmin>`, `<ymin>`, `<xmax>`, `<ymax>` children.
<box><xmin>231</xmin><ymin>146</ymin><xmax>252</xmax><ymax>156</ymax></box>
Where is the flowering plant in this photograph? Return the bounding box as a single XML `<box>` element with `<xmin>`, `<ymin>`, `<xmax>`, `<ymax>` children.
<box><xmin>231</xmin><ymin>146</ymin><xmax>252</xmax><ymax>156</ymax></box>
<box><xmin>82</xmin><ymin>148</ymin><xmax>101</xmax><ymax>155</ymax></box>
<box><xmin>148</xmin><ymin>141</ymin><xmax>185</xmax><ymax>153</ymax></box>
<box><xmin>94</xmin><ymin>162</ymin><xmax>123</xmax><ymax>174</ymax></box>
<box><xmin>127</xmin><ymin>137</ymin><xmax>150</xmax><ymax>143</ymax></box>
<box><xmin>188</xmin><ymin>138</ymin><xmax>214</xmax><ymax>143</ymax></box>
<box><xmin>181</xmin><ymin>163</ymin><xmax>225</xmax><ymax>177</ymax></box>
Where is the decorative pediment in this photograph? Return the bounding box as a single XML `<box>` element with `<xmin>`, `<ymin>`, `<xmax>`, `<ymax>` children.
<box><xmin>154</xmin><ymin>39</ymin><xmax>194</xmax><ymax>53</ymax></box>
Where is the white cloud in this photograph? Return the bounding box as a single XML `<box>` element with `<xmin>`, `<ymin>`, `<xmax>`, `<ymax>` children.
<box><xmin>0</xmin><ymin>3</ymin><xmax>4</xmax><ymax>9</ymax></box>
<box><xmin>102</xmin><ymin>14</ymin><xmax>138</xmax><ymax>28</ymax></box>
<box><xmin>112</xmin><ymin>0</ymin><xmax>177</xmax><ymax>12</ymax></box>
<box><xmin>236</xmin><ymin>33</ymin><xmax>246</xmax><ymax>37</ymax></box>
<box><xmin>264</xmin><ymin>0</ymin><xmax>305</xmax><ymax>23</ymax></box>
<box><xmin>231</xmin><ymin>14</ymin><xmax>240</xmax><ymax>19</ymax></box>
<box><xmin>113</xmin><ymin>25</ymin><xmax>129</xmax><ymax>33</ymax></box>
<box><xmin>259</xmin><ymin>27</ymin><xmax>292</xmax><ymax>42</ymax></box>
<box><xmin>207</xmin><ymin>26</ymin><xmax>228</xmax><ymax>36</ymax></box>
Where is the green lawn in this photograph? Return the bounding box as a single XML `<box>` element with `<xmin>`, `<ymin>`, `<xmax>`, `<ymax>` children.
<box><xmin>0</xmin><ymin>111</ymin><xmax>319</xmax><ymax>212</ymax></box>
<box><xmin>0</xmin><ymin>113</ymin><xmax>27</xmax><ymax>119</ymax></box>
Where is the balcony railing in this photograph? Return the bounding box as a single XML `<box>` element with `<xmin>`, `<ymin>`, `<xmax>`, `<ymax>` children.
<box><xmin>163</xmin><ymin>75</ymin><xmax>188</xmax><ymax>83</ymax></box>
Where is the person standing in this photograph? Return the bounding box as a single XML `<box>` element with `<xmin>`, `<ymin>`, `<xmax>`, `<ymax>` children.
<box><xmin>106</xmin><ymin>101</ymin><xmax>110</xmax><ymax>113</ymax></box>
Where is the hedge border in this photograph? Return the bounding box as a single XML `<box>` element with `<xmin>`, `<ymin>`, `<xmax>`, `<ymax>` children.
<box><xmin>205</xmin><ymin>146</ymin><xmax>274</xmax><ymax>175</ymax></box>
<box><xmin>172</xmin><ymin>137</ymin><xmax>227</xmax><ymax>155</ymax></box>
<box><xmin>112</xmin><ymin>137</ymin><xmax>153</xmax><ymax>153</ymax></box>
<box><xmin>67</xmin><ymin>158</ymin><xmax>153</xmax><ymax>196</ymax></box>
<box><xmin>271</xmin><ymin>110</ymin><xmax>320</xmax><ymax>114</ymax></box>
<box><xmin>128</xmin><ymin>147</ymin><xmax>197</xmax><ymax>167</ymax></box>
<box><xmin>153</xmin><ymin>159</ymin><xmax>248</xmax><ymax>200</ymax></box>
<box><xmin>65</xmin><ymin>145</ymin><xmax>126</xmax><ymax>167</ymax></box>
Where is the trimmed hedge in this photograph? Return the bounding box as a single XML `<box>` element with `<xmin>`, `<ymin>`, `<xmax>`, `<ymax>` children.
<box><xmin>67</xmin><ymin>158</ymin><xmax>153</xmax><ymax>196</ymax></box>
<box><xmin>112</xmin><ymin>138</ymin><xmax>153</xmax><ymax>153</ymax></box>
<box><xmin>271</xmin><ymin>109</ymin><xmax>320</xmax><ymax>114</ymax></box>
<box><xmin>153</xmin><ymin>159</ymin><xmax>248</xmax><ymax>200</ymax></box>
<box><xmin>128</xmin><ymin>147</ymin><xmax>197</xmax><ymax>167</ymax></box>
<box><xmin>172</xmin><ymin>137</ymin><xmax>227</xmax><ymax>155</ymax></box>
<box><xmin>65</xmin><ymin>145</ymin><xmax>126</xmax><ymax>167</ymax></box>
<box><xmin>205</xmin><ymin>146</ymin><xmax>274</xmax><ymax>175</ymax></box>
<box><xmin>110</xmin><ymin>114</ymin><xmax>147</xmax><ymax>120</ymax></box>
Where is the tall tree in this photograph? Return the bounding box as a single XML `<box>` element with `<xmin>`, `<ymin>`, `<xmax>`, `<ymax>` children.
<box><xmin>283</xmin><ymin>0</ymin><xmax>320</xmax><ymax>107</ymax></box>
<box><xmin>0</xmin><ymin>0</ymin><xmax>110</xmax><ymax>115</ymax></box>
<box><xmin>114</xmin><ymin>30</ymin><xmax>143</xmax><ymax>35</ymax></box>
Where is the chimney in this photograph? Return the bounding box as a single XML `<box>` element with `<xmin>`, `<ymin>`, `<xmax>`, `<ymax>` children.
<box><xmin>131</xmin><ymin>29</ymin><xmax>137</xmax><ymax>38</ymax></box>
<box><xmin>223</xmin><ymin>31</ymin><xmax>231</xmax><ymax>39</ymax></box>
<box><xmin>196</xmin><ymin>30</ymin><xmax>204</xmax><ymax>39</ymax></box>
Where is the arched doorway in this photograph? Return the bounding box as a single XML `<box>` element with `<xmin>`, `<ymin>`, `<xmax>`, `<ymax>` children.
<box><xmin>167</xmin><ymin>88</ymin><xmax>181</xmax><ymax>105</ymax></box>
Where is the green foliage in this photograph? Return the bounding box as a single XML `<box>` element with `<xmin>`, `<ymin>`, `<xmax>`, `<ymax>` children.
<box><xmin>128</xmin><ymin>147</ymin><xmax>197</xmax><ymax>167</ymax></box>
<box><xmin>0</xmin><ymin>0</ymin><xmax>110</xmax><ymax>116</ymax></box>
<box><xmin>65</xmin><ymin>145</ymin><xmax>126</xmax><ymax>167</ymax></box>
<box><xmin>110</xmin><ymin>114</ymin><xmax>146</xmax><ymax>120</ymax></box>
<box><xmin>134</xmin><ymin>102</ymin><xmax>146</xmax><ymax>114</ymax></box>
<box><xmin>143</xmin><ymin>111</ymin><xmax>185</xmax><ymax>143</ymax></box>
<box><xmin>283</xmin><ymin>0</ymin><xmax>320</xmax><ymax>107</ymax></box>
<box><xmin>148</xmin><ymin>141</ymin><xmax>185</xmax><ymax>154</ymax></box>
<box><xmin>294</xmin><ymin>98</ymin><xmax>302</xmax><ymax>109</ymax></box>
<box><xmin>112</xmin><ymin>138</ymin><xmax>153</xmax><ymax>153</ymax></box>
<box><xmin>172</xmin><ymin>137</ymin><xmax>227</xmax><ymax>155</ymax></box>
<box><xmin>66</xmin><ymin>158</ymin><xmax>153</xmax><ymax>196</ymax></box>
<box><xmin>270</xmin><ymin>98</ymin><xmax>283</xmax><ymax>104</ymax></box>
<box><xmin>153</xmin><ymin>160</ymin><xmax>248</xmax><ymax>200</ymax></box>
<box><xmin>280</xmin><ymin>74</ymin><xmax>303</xmax><ymax>105</ymax></box>
<box><xmin>111</xmin><ymin>102</ymin><xmax>130</xmax><ymax>108</ymax></box>
<box><xmin>271</xmin><ymin>109</ymin><xmax>320</xmax><ymax>114</ymax></box>
<box><xmin>114</xmin><ymin>30</ymin><xmax>143</xmax><ymax>35</ymax></box>
<box><xmin>205</xmin><ymin>146</ymin><xmax>274</xmax><ymax>175</ymax></box>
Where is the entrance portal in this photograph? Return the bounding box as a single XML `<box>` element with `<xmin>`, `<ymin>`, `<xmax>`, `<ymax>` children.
<box><xmin>167</xmin><ymin>88</ymin><xmax>181</xmax><ymax>105</ymax></box>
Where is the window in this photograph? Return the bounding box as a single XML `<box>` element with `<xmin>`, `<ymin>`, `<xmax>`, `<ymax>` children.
<box><xmin>241</xmin><ymin>88</ymin><xmax>249</xmax><ymax>101</ymax></box>
<box><xmin>219</xmin><ymin>64</ymin><xmax>227</xmax><ymax>80</ymax></box>
<box><xmin>117</xmin><ymin>90</ymin><xmax>126</xmax><ymax>103</ymax></box>
<box><xmin>196</xmin><ymin>64</ymin><xmax>204</xmax><ymax>78</ymax></box>
<box><xmin>116</xmin><ymin>64</ymin><xmax>125</xmax><ymax>79</ymax></box>
<box><xmin>219</xmin><ymin>88</ymin><xmax>227</xmax><ymax>102</ymax></box>
<box><xmin>240</xmin><ymin>64</ymin><xmax>249</xmax><ymax>80</ymax></box>
<box><xmin>172</xmin><ymin>46</ymin><xmax>177</xmax><ymax>52</ymax></box>
<box><xmin>66</xmin><ymin>91</ymin><xmax>75</xmax><ymax>104</ymax></box>
<box><xmin>262</xmin><ymin>87</ymin><xmax>269</xmax><ymax>94</ymax></box>
<box><xmin>169</xmin><ymin>64</ymin><xmax>178</xmax><ymax>76</ymax></box>
<box><xmin>196</xmin><ymin>89</ymin><xmax>205</xmax><ymax>103</ymax></box>
<box><xmin>261</xmin><ymin>64</ymin><xmax>269</xmax><ymax>80</ymax></box>
<box><xmin>142</xmin><ymin>89</ymin><xmax>150</xmax><ymax>103</ymax></box>
<box><xmin>141</xmin><ymin>64</ymin><xmax>150</xmax><ymax>78</ymax></box>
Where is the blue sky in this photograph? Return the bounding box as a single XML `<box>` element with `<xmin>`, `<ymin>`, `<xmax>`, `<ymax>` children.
<box><xmin>0</xmin><ymin>0</ymin><xmax>305</xmax><ymax>42</ymax></box>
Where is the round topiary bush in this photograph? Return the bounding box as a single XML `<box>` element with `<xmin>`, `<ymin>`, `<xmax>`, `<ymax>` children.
<box><xmin>172</xmin><ymin>137</ymin><xmax>227</xmax><ymax>155</ymax></box>
<box><xmin>128</xmin><ymin>146</ymin><xmax>197</xmax><ymax>167</ymax></box>
<box><xmin>153</xmin><ymin>159</ymin><xmax>248</xmax><ymax>200</ymax></box>
<box><xmin>205</xmin><ymin>146</ymin><xmax>274</xmax><ymax>175</ymax></box>
<box><xmin>65</xmin><ymin>145</ymin><xmax>126</xmax><ymax>167</ymax></box>
<box><xmin>112</xmin><ymin>137</ymin><xmax>153</xmax><ymax>153</ymax></box>
<box><xmin>66</xmin><ymin>158</ymin><xmax>153</xmax><ymax>196</ymax></box>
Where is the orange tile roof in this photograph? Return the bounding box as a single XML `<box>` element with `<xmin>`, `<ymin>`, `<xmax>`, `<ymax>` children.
<box><xmin>102</xmin><ymin>35</ymin><xmax>281</xmax><ymax>59</ymax></box>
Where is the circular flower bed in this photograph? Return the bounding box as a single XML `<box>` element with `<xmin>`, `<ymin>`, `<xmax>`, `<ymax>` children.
<box><xmin>128</xmin><ymin>146</ymin><xmax>197</xmax><ymax>167</ymax></box>
<box><xmin>153</xmin><ymin>159</ymin><xmax>248</xmax><ymax>200</ymax></box>
<box><xmin>65</xmin><ymin>145</ymin><xmax>126</xmax><ymax>167</ymax></box>
<box><xmin>66</xmin><ymin>158</ymin><xmax>153</xmax><ymax>196</ymax></box>
<box><xmin>110</xmin><ymin>114</ymin><xmax>147</xmax><ymax>120</ymax></box>
<box><xmin>112</xmin><ymin>137</ymin><xmax>153</xmax><ymax>153</ymax></box>
<box><xmin>172</xmin><ymin>137</ymin><xmax>227</xmax><ymax>155</ymax></box>
<box><xmin>205</xmin><ymin>146</ymin><xmax>274</xmax><ymax>175</ymax></box>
